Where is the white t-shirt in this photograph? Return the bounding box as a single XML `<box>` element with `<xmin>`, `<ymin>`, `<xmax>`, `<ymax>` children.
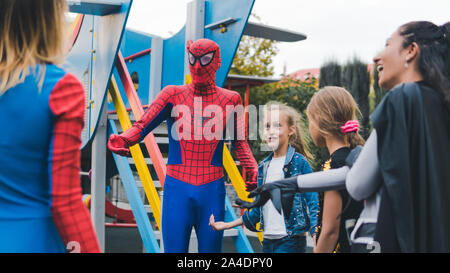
<box><xmin>263</xmin><ymin>156</ymin><xmax>288</xmax><ymax>239</ymax></box>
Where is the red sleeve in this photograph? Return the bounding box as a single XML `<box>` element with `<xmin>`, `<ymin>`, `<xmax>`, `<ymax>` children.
<box><xmin>120</xmin><ymin>85</ymin><xmax>174</xmax><ymax>145</ymax></box>
<box><xmin>49</xmin><ymin>73</ymin><xmax>101</xmax><ymax>253</ymax></box>
<box><xmin>232</xmin><ymin>94</ymin><xmax>258</xmax><ymax>183</ymax></box>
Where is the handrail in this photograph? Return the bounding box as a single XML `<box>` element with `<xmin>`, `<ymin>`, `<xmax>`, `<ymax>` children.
<box><xmin>124</xmin><ymin>48</ymin><xmax>152</xmax><ymax>62</ymax></box>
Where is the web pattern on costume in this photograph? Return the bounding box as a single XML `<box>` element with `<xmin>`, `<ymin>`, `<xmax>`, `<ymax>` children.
<box><xmin>188</xmin><ymin>39</ymin><xmax>221</xmax><ymax>89</ymax></box>
<box><xmin>49</xmin><ymin>73</ymin><xmax>101</xmax><ymax>253</ymax></box>
<box><xmin>120</xmin><ymin>39</ymin><xmax>257</xmax><ymax>186</ymax></box>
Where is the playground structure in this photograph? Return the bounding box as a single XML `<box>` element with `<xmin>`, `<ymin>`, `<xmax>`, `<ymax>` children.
<box><xmin>66</xmin><ymin>0</ymin><xmax>306</xmax><ymax>253</ymax></box>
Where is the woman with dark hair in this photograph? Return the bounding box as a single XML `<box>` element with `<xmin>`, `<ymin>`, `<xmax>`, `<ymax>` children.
<box><xmin>368</xmin><ymin>20</ymin><xmax>450</xmax><ymax>253</ymax></box>
<box><xmin>237</xmin><ymin>21</ymin><xmax>450</xmax><ymax>253</ymax></box>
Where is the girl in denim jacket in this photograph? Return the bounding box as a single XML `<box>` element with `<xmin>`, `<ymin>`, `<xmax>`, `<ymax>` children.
<box><xmin>210</xmin><ymin>102</ymin><xmax>319</xmax><ymax>253</ymax></box>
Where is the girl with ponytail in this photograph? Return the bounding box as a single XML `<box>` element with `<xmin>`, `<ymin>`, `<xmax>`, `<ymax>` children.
<box><xmin>305</xmin><ymin>86</ymin><xmax>364</xmax><ymax>253</ymax></box>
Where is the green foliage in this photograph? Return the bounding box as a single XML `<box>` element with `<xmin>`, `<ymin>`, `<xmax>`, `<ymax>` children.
<box><xmin>247</xmin><ymin>76</ymin><xmax>317</xmax><ymax>114</ymax></box>
<box><xmin>319</xmin><ymin>60</ymin><xmax>342</xmax><ymax>88</ymax></box>
<box><xmin>230</xmin><ymin>14</ymin><xmax>279</xmax><ymax>77</ymax></box>
<box><xmin>230</xmin><ymin>35</ymin><xmax>279</xmax><ymax>77</ymax></box>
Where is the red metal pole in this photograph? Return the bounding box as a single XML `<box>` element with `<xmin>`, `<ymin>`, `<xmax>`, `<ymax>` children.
<box><xmin>115</xmin><ymin>51</ymin><xmax>167</xmax><ymax>186</ymax></box>
<box><xmin>123</xmin><ymin>48</ymin><xmax>152</xmax><ymax>62</ymax></box>
<box><xmin>70</xmin><ymin>14</ymin><xmax>84</xmax><ymax>48</ymax></box>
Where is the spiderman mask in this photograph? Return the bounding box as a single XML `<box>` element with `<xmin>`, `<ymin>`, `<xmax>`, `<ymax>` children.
<box><xmin>187</xmin><ymin>39</ymin><xmax>221</xmax><ymax>88</ymax></box>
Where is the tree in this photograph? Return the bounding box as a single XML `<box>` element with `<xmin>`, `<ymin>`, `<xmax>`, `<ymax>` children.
<box><xmin>319</xmin><ymin>60</ymin><xmax>342</xmax><ymax>88</ymax></box>
<box><xmin>342</xmin><ymin>57</ymin><xmax>371</xmax><ymax>139</ymax></box>
<box><xmin>230</xmin><ymin>15</ymin><xmax>279</xmax><ymax>77</ymax></box>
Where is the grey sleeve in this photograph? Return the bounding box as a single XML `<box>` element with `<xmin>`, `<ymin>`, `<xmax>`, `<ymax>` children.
<box><xmin>294</xmin><ymin>130</ymin><xmax>381</xmax><ymax>199</ymax></box>
<box><xmin>345</xmin><ymin>130</ymin><xmax>382</xmax><ymax>201</ymax></box>
<box><xmin>295</xmin><ymin>166</ymin><xmax>349</xmax><ymax>192</ymax></box>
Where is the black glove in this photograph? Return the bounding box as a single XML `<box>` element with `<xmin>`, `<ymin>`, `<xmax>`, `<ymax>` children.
<box><xmin>235</xmin><ymin>176</ymin><xmax>299</xmax><ymax>217</ymax></box>
<box><xmin>245</xmin><ymin>181</ymin><xmax>258</xmax><ymax>192</ymax></box>
<box><xmin>235</xmin><ymin>190</ymin><xmax>271</xmax><ymax>210</ymax></box>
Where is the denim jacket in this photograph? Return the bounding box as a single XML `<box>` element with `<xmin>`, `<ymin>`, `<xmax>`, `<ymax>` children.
<box><xmin>242</xmin><ymin>145</ymin><xmax>319</xmax><ymax>237</ymax></box>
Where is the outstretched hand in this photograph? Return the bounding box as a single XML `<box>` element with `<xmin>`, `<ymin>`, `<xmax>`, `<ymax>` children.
<box><xmin>235</xmin><ymin>189</ymin><xmax>272</xmax><ymax>210</ymax></box>
<box><xmin>235</xmin><ymin>176</ymin><xmax>299</xmax><ymax>217</ymax></box>
<box><xmin>209</xmin><ymin>214</ymin><xmax>228</xmax><ymax>231</ymax></box>
<box><xmin>107</xmin><ymin>134</ymin><xmax>131</xmax><ymax>156</ymax></box>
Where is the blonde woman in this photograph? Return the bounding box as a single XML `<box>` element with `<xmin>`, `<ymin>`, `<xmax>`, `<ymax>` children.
<box><xmin>0</xmin><ymin>1</ymin><xmax>100</xmax><ymax>253</ymax></box>
<box><xmin>210</xmin><ymin>102</ymin><xmax>319</xmax><ymax>253</ymax></box>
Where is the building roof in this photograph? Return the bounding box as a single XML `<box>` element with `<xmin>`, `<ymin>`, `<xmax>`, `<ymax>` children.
<box><xmin>289</xmin><ymin>64</ymin><xmax>375</xmax><ymax>80</ymax></box>
<box><xmin>225</xmin><ymin>74</ymin><xmax>281</xmax><ymax>88</ymax></box>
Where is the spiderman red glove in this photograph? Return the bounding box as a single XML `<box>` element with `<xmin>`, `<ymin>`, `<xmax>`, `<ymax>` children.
<box><xmin>245</xmin><ymin>169</ymin><xmax>258</xmax><ymax>192</ymax></box>
<box><xmin>107</xmin><ymin>134</ymin><xmax>131</xmax><ymax>156</ymax></box>
<box><xmin>108</xmin><ymin>121</ymin><xmax>144</xmax><ymax>156</ymax></box>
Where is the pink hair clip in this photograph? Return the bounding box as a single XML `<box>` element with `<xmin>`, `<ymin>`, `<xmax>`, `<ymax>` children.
<box><xmin>341</xmin><ymin>120</ymin><xmax>359</xmax><ymax>134</ymax></box>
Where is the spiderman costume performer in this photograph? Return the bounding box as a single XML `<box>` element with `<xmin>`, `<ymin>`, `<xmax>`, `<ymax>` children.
<box><xmin>108</xmin><ymin>39</ymin><xmax>258</xmax><ymax>252</ymax></box>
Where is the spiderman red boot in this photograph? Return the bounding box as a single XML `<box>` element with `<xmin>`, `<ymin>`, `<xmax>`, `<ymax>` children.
<box><xmin>108</xmin><ymin>38</ymin><xmax>258</xmax><ymax>253</ymax></box>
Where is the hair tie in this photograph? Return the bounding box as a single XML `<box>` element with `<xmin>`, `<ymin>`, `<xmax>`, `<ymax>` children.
<box><xmin>341</xmin><ymin>120</ymin><xmax>359</xmax><ymax>134</ymax></box>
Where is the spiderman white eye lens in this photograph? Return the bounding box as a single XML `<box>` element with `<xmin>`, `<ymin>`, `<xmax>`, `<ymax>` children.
<box><xmin>200</xmin><ymin>52</ymin><xmax>214</xmax><ymax>66</ymax></box>
<box><xmin>188</xmin><ymin>53</ymin><xmax>196</xmax><ymax>65</ymax></box>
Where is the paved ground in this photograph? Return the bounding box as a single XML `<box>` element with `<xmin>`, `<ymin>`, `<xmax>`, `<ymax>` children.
<box><xmin>105</xmin><ymin>225</ymin><xmax>313</xmax><ymax>253</ymax></box>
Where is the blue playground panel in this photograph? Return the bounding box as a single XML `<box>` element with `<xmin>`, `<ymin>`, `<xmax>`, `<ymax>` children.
<box><xmin>64</xmin><ymin>0</ymin><xmax>133</xmax><ymax>148</ymax></box>
<box><xmin>116</xmin><ymin>30</ymin><xmax>152</xmax><ymax>105</ymax></box>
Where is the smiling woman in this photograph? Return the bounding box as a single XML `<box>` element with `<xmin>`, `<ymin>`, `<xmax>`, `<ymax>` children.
<box><xmin>373</xmin><ymin>21</ymin><xmax>450</xmax><ymax>110</ymax></box>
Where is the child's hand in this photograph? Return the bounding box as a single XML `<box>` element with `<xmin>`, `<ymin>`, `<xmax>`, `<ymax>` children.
<box><xmin>209</xmin><ymin>214</ymin><xmax>229</xmax><ymax>231</ymax></box>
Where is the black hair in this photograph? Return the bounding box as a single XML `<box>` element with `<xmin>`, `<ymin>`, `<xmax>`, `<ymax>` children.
<box><xmin>399</xmin><ymin>21</ymin><xmax>450</xmax><ymax>111</ymax></box>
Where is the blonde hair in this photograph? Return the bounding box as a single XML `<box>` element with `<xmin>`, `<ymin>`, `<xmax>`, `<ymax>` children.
<box><xmin>306</xmin><ymin>86</ymin><xmax>365</xmax><ymax>149</ymax></box>
<box><xmin>264</xmin><ymin>101</ymin><xmax>311</xmax><ymax>160</ymax></box>
<box><xmin>0</xmin><ymin>0</ymin><xmax>68</xmax><ymax>94</ymax></box>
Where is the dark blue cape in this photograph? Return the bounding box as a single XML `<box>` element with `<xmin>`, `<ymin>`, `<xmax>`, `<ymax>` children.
<box><xmin>372</xmin><ymin>82</ymin><xmax>450</xmax><ymax>252</ymax></box>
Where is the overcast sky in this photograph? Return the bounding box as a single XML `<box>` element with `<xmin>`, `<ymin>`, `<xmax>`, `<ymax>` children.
<box><xmin>125</xmin><ymin>0</ymin><xmax>450</xmax><ymax>76</ymax></box>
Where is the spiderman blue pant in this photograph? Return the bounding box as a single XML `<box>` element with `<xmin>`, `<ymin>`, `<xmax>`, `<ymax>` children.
<box><xmin>161</xmin><ymin>175</ymin><xmax>225</xmax><ymax>253</ymax></box>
